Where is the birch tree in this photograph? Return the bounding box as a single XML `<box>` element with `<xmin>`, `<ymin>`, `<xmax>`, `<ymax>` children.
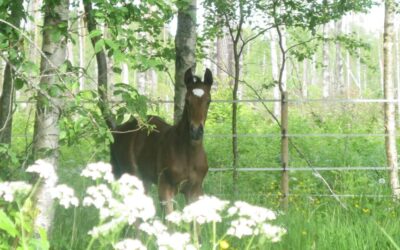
<box><xmin>383</xmin><ymin>0</ymin><xmax>400</xmax><ymax>199</ymax></box>
<box><xmin>32</xmin><ymin>0</ymin><xmax>69</xmax><ymax>233</ymax></box>
<box><xmin>174</xmin><ymin>0</ymin><xmax>197</xmax><ymax>124</ymax></box>
<box><xmin>322</xmin><ymin>23</ymin><xmax>330</xmax><ymax>98</ymax></box>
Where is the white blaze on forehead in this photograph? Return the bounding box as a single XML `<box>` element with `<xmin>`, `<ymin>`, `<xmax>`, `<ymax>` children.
<box><xmin>192</xmin><ymin>88</ymin><xmax>205</xmax><ymax>97</ymax></box>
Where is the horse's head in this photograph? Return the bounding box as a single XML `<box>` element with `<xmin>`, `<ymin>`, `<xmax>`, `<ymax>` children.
<box><xmin>184</xmin><ymin>68</ymin><xmax>213</xmax><ymax>141</ymax></box>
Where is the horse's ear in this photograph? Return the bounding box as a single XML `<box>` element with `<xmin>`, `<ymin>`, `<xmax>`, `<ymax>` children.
<box><xmin>184</xmin><ymin>68</ymin><xmax>194</xmax><ymax>86</ymax></box>
<box><xmin>204</xmin><ymin>68</ymin><xmax>213</xmax><ymax>86</ymax></box>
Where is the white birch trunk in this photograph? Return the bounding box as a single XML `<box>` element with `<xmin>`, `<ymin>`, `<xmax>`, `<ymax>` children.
<box><xmin>78</xmin><ymin>0</ymin><xmax>85</xmax><ymax>90</ymax></box>
<box><xmin>335</xmin><ymin>20</ymin><xmax>344</xmax><ymax>96</ymax></box>
<box><xmin>121</xmin><ymin>63</ymin><xmax>129</xmax><ymax>84</ymax></box>
<box><xmin>270</xmin><ymin>31</ymin><xmax>280</xmax><ymax>117</ymax></box>
<box><xmin>33</xmin><ymin>0</ymin><xmax>69</xmax><ymax>234</ymax></box>
<box><xmin>136</xmin><ymin>71</ymin><xmax>146</xmax><ymax>95</ymax></box>
<box><xmin>310</xmin><ymin>54</ymin><xmax>316</xmax><ymax>86</ymax></box>
<box><xmin>302</xmin><ymin>59</ymin><xmax>308</xmax><ymax>98</ymax></box>
<box><xmin>322</xmin><ymin>24</ymin><xmax>330</xmax><ymax>98</ymax></box>
<box><xmin>383</xmin><ymin>0</ymin><xmax>400</xmax><ymax>199</ymax></box>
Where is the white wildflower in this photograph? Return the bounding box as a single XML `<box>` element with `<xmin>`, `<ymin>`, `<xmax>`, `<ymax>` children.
<box><xmin>83</xmin><ymin>184</ymin><xmax>115</xmax><ymax>219</ymax></box>
<box><xmin>114</xmin><ymin>238</ymin><xmax>146</xmax><ymax>250</ymax></box>
<box><xmin>260</xmin><ymin>223</ymin><xmax>287</xmax><ymax>242</ymax></box>
<box><xmin>117</xmin><ymin>174</ymin><xmax>145</xmax><ymax>195</ymax></box>
<box><xmin>227</xmin><ymin>218</ymin><xmax>258</xmax><ymax>238</ymax></box>
<box><xmin>139</xmin><ymin>220</ymin><xmax>167</xmax><ymax>236</ymax></box>
<box><xmin>88</xmin><ymin>217</ymin><xmax>124</xmax><ymax>238</ymax></box>
<box><xmin>181</xmin><ymin>195</ymin><xmax>228</xmax><ymax>224</ymax></box>
<box><xmin>378</xmin><ymin>178</ymin><xmax>385</xmax><ymax>184</ymax></box>
<box><xmin>166</xmin><ymin>211</ymin><xmax>183</xmax><ymax>225</ymax></box>
<box><xmin>121</xmin><ymin>193</ymin><xmax>155</xmax><ymax>224</ymax></box>
<box><xmin>81</xmin><ymin>162</ymin><xmax>114</xmax><ymax>183</ymax></box>
<box><xmin>50</xmin><ymin>184</ymin><xmax>79</xmax><ymax>209</ymax></box>
<box><xmin>0</xmin><ymin>181</ymin><xmax>32</xmax><ymax>202</ymax></box>
<box><xmin>229</xmin><ymin>201</ymin><xmax>276</xmax><ymax>223</ymax></box>
<box><xmin>157</xmin><ymin>232</ymin><xmax>192</xmax><ymax>250</ymax></box>
<box><xmin>26</xmin><ymin>159</ymin><xmax>58</xmax><ymax>183</ymax></box>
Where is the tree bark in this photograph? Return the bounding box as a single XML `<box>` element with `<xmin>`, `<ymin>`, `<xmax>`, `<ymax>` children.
<box><xmin>78</xmin><ymin>0</ymin><xmax>86</xmax><ymax>90</ymax></box>
<box><xmin>383</xmin><ymin>0</ymin><xmax>400</xmax><ymax>199</ymax></box>
<box><xmin>270</xmin><ymin>31</ymin><xmax>280</xmax><ymax>117</ymax></box>
<box><xmin>32</xmin><ymin>0</ymin><xmax>69</xmax><ymax>234</ymax></box>
<box><xmin>84</xmin><ymin>0</ymin><xmax>115</xmax><ymax>129</ymax></box>
<box><xmin>322</xmin><ymin>24</ymin><xmax>330</xmax><ymax>98</ymax></box>
<box><xmin>335</xmin><ymin>20</ymin><xmax>344</xmax><ymax>96</ymax></box>
<box><xmin>174</xmin><ymin>0</ymin><xmax>196</xmax><ymax>124</ymax></box>
<box><xmin>0</xmin><ymin>0</ymin><xmax>24</xmax><ymax>144</ymax></box>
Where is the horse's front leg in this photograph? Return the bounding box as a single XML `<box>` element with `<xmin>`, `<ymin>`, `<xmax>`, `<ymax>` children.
<box><xmin>158</xmin><ymin>174</ymin><xmax>176</xmax><ymax>215</ymax></box>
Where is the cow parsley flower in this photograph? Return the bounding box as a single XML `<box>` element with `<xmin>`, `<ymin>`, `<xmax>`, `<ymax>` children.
<box><xmin>26</xmin><ymin>159</ymin><xmax>58</xmax><ymax>183</ymax></box>
<box><xmin>227</xmin><ymin>218</ymin><xmax>258</xmax><ymax>238</ymax></box>
<box><xmin>117</xmin><ymin>174</ymin><xmax>145</xmax><ymax>195</ymax></box>
<box><xmin>114</xmin><ymin>238</ymin><xmax>146</xmax><ymax>250</ymax></box>
<box><xmin>181</xmin><ymin>195</ymin><xmax>229</xmax><ymax>224</ymax></box>
<box><xmin>81</xmin><ymin>162</ymin><xmax>114</xmax><ymax>183</ymax></box>
<box><xmin>50</xmin><ymin>184</ymin><xmax>79</xmax><ymax>209</ymax></box>
<box><xmin>166</xmin><ymin>211</ymin><xmax>183</xmax><ymax>225</ymax></box>
<box><xmin>139</xmin><ymin>220</ymin><xmax>167</xmax><ymax>236</ymax></box>
<box><xmin>88</xmin><ymin>217</ymin><xmax>125</xmax><ymax>238</ymax></box>
<box><xmin>260</xmin><ymin>223</ymin><xmax>287</xmax><ymax>242</ymax></box>
<box><xmin>228</xmin><ymin>201</ymin><xmax>276</xmax><ymax>222</ymax></box>
<box><xmin>0</xmin><ymin>181</ymin><xmax>32</xmax><ymax>202</ymax></box>
<box><xmin>157</xmin><ymin>232</ymin><xmax>194</xmax><ymax>250</ymax></box>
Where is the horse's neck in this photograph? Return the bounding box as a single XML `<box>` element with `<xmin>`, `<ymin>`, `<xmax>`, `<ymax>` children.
<box><xmin>174</xmin><ymin>108</ymin><xmax>204</xmax><ymax>151</ymax></box>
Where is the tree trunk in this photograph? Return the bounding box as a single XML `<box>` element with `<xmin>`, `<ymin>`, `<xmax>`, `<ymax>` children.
<box><xmin>335</xmin><ymin>20</ymin><xmax>344</xmax><ymax>96</ymax></box>
<box><xmin>78</xmin><ymin>0</ymin><xmax>86</xmax><ymax>90</ymax></box>
<box><xmin>174</xmin><ymin>0</ymin><xmax>196</xmax><ymax>124</ymax></box>
<box><xmin>0</xmin><ymin>0</ymin><xmax>24</xmax><ymax>144</ymax></box>
<box><xmin>84</xmin><ymin>0</ymin><xmax>115</xmax><ymax>129</ymax></box>
<box><xmin>121</xmin><ymin>63</ymin><xmax>129</xmax><ymax>84</ymax></box>
<box><xmin>136</xmin><ymin>71</ymin><xmax>146</xmax><ymax>95</ymax></box>
<box><xmin>32</xmin><ymin>0</ymin><xmax>69</xmax><ymax>234</ymax></box>
<box><xmin>270</xmin><ymin>31</ymin><xmax>280</xmax><ymax>117</ymax></box>
<box><xmin>302</xmin><ymin>59</ymin><xmax>308</xmax><ymax>97</ymax></box>
<box><xmin>322</xmin><ymin>24</ymin><xmax>330</xmax><ymax>98</ymax></box>
<box><xmin>383</xmin><ymin>0</ymin><xmax>400</xmax><ymax>199</ymax></box>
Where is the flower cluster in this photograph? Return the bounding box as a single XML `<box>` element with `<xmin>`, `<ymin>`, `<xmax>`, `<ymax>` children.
<box><xmin>226</xmin><ymin>201</ymin><xmax>286</xmax><ymax>241</ymax></box>
<box><xmin>50</xmin><ymin>184</ymin><xmax>79</xmax><ymax>209</ymax></box>
<box><xmin>167</xmin><ymin>196</ymin><xmax>229</xmax><ymax>225</ymax></box>
<box><xmin>26</xmin><ymin>159</ymin><xmax>58</xmax><ymax>183</ymax></box>
<box><xmin>0</xmin><ymin>181</ymin><xmax>32</xmax><ymax>202</ymax></box>
<box><xmin>114</xmin><ymin>238</ymin><xmax>146</xmax><ymax>250</ymax></box>
<box><xmin>83</xmin><ymin>174</ymin><xmax>156</xmax><ymax>237</ymax></box>
<box><xmin>81</xmin><ymin>162</ymin><xmax>114</xmax><ymax>183</ymax></box>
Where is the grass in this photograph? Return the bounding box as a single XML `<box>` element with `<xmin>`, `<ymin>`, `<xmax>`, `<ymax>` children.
<box><xmin>4</xmin><ymin>101</ymin><xmax>400</xmax><ymax>249</ymax></box>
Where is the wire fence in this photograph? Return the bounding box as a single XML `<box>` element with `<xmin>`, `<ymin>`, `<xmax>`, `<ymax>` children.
<box><xmin>11</xmin><ymin>96</ymin><xmax>396</xmax><ymax>200</ymax></box>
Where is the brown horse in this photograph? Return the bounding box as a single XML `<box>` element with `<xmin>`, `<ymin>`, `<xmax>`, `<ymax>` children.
<box><xmin>110</xmin><ymin>68</ymin><xmax>213</xmax><ymax>214</ymax></box>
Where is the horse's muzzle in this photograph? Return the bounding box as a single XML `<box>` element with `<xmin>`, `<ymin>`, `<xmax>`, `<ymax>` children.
<box><xmin>190</xmin><ymin>124</ymin><xmax>204</xmax><ymax>141</ymax></box>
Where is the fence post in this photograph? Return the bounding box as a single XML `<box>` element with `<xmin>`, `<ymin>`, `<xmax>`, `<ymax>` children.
<box><xmin>280</xmin><ymin>91</ymin><xmax>289</xmax><ymax>210</ymax></box>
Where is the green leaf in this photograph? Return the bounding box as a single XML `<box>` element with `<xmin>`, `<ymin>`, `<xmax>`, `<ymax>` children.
<box><xmin>94</xmin><ymin>39</ymin><xmax>105</xmax><ymax>53</ymax></box>
<box><xmin>89</xmin><ymin>29</ymin><xmax>102</xmax><ymax>39</ymax></box>
<box><xmin>14</xmin><ymin>78</ymin><xmax>26</xmax><ymax>90</ymax></box>
<box><xmin>0</xmin><ymin>210</ymin><xmax>18</xmax><ymax>237</ymax></box>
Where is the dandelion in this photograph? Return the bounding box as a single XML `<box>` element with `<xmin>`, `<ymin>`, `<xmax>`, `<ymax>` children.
<box><xmin>0</xmin><ymin>181</ymin><xmax>32</xmax><ymax>202</ymax></box>
<box><xmin>26</xmin><ymin>159</ymin><xmax>58</xmax><ymax>183</ymax></box>
<box><xmin>50</xmin><ymin>184</ymin><xmax>79</xmax><ymax>209</ymax></box>
<box><xmin>114</xmin><ymin>238</ymin><xmax>146</xmax><ymax>250</ymax></box>
<box><xmin>181</xmin><ymin>195</ymin><xmax>229</xmax><ymax>224</ymax></box>
<box><xmin>219</xmin><ymin>240</ymin><xmax>229</xmax><ymax>249</ymax></box>
<box><xmin>81</xmin><ymin>162</ymin><xmax>114</xmax><ymax>183</ymax></box>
